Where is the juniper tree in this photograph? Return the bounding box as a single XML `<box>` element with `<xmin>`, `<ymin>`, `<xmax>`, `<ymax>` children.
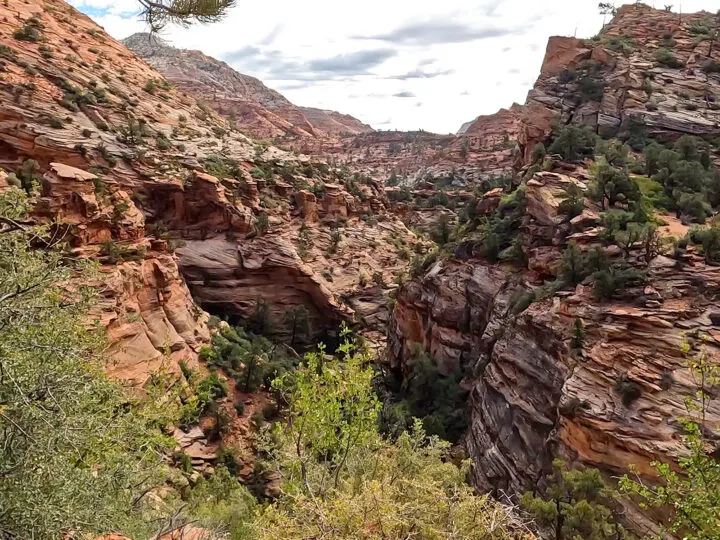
<box><xmin>138</xmin><ymin>0</ymin><xmax>237</xmax><ymax>33</ymax></box>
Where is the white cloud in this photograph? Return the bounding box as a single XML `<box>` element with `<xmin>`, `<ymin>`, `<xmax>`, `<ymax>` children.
<box><xmin>76</xmin><ymin>0</ymin><xmax>720</xmax><ymax>134</ymax></box>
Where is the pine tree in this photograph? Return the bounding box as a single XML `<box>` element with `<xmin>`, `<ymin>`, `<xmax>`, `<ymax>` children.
<box><xmin>137</xmin><ymin>0</ymin><xmax>237</xmax><ymax>33</ymax></box>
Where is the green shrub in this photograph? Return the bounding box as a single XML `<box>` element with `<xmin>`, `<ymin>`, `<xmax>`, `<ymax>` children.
<box><xmin>615</xmin><ymin>375</ymin><xmax>642</xmax><ymax>406</ymax></box>
<box><xmin>520</xmin><ymin>459</ymin><xmax>632</xmax><ymax>539</ymax></box>
<box><xmin>254</xmin><ymin>214</ymin><xmax>269</xmax><ymax>234</ymax></box>
<box><xmin>603</xmin><ymin>35</ymin><xmax>635</xmax><ymax>56</ymax></box>
<box><xmin>155</xmin><ymin>135</ymin><xmax>171</xmax><ymax>150</ymax></box>
<box><xmin>588</xmin><ymin>158</ymin><xmax>640</xmax><ymax>209</ymax></box>
<box><xmin>380</xmin><ymin>347</ymin><xmax>468</xmax><ymax>443</ymax></box>
<box><xmin>560</xmin><ymin>241</ymin><xmax>587</xmax><ymax>284</ymax></box>
<box><xmin>701</xmin><ymin>59</ymin><xmax>720</xmax><ymax>74</ymax></box>
<box><xmin>215</xmin><ymin>447</ymin><xmax>240</xmax><ymax>476</ymax></box>
<box><xmin>13</xmin><ymin>17</ymin><xmax>44</xmax><ymax>42</ymax></box>
<box><xmin>143</xmin><ymin>79</ymin><xmax>157</xmax><ymax>94</ymax></box>
<box><xmin>593</xmin><ymin>266</ymin><xmax>645</xmax><ymax>301</ymax></box>
<box><xmin>172</xmin><ymin>451</ymin><xmax>193</xmax><ymax>473</ymax></box>
<box><xmin>690</xmin><ymin>221</ymin><xmax>720</xmax><ymax>263</ymax></box>
<box><xmin>548</xmin><ymin>124</ymin><xmax>597</xmax><ymax>162</ymax></box>
<box><xmin>571</xmin><ymin>318</ymin><xmax>585</xmax><ymax>349</ymax></box>
<box><xmin>196</xmin><ymin>372</ymin><xmax>228</xmax><ymax>402</ymax></box>
<box><xmin>14</xmin><ymin>159</ymin><xmax>41</xmax><ymax>194</ymax></box>
<box><xmin>558</xmin><ymin>183</ymin><xmax>585</xmax><ymax>218</ymax></box>
<box><xmin>531</xmin><ymin>142</ymin><xmax>547</xmax><ymax>164</ymax></box>
<box><xmin>655</xmin><ymin>48</ymin><xmax>684</xmax><ymax>68</ymax></box>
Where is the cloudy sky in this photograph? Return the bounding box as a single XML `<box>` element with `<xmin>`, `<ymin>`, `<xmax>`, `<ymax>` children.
<box><xmin>71</xmin><ymin>0</ymin><xmax>718</xmax><ymax>134</ymax></box>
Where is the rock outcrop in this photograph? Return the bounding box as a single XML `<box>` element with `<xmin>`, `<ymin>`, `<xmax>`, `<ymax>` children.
<box><xmin>123</xmin><ymin>33</ymin><xmax>373</xmax><ymax>141</ymax></box>
<box><xmin>388</xmin><ymin>8</ymin><xmax>720</xmax><ymax>530</ymax></box>
<box><xmin>0</xmin><ymin>0</ymin><xmax>421</xmax><ymax>354</ymax></box>
<box><xmin>389</xmin><ymin>162</ymin><xmax>720</xmax><ymax>531</ymax></box>
<box><xmin>35</xmin><ymin>163</ymin><xmax>209</xmax><ymax>385</ymax></box>
<box><xmin>520</xmin><ymin>4</ymin><xmax>720</xmax><ymax>159</ymax></box>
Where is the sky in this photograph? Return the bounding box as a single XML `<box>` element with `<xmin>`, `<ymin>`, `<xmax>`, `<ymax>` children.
<box><xmin>70</xmin><ymin>0</ymin><xmax>719</xmax><ymax>134</ymax></box>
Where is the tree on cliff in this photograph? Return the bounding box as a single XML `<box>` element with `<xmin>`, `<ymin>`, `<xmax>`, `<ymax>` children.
<box><xmin>0</xmin><ymin>187</ymin><xmax>179</xmax><ymax>537</ymax></box>
<box><xmin>620</xmin><ymin>345</ymin><xmax>720</xmax><ymax>539</ymax></box>
<box><xmin>283</xmin><ymin>305</ymin><xmax>311</xmax><ymax>348</ymax></box>
<box><xmin>255</xmin><ymin>325</ymin><xmax>530</xmax><ymax>538</ymax></box>
<box><xmin>520</xmin><ymin>459</ymin><xmax>631</xmax><ymax>539</ymax></box>
<box><xmin>137</xmin><ymin>0</ymin><xmax>237</xmax><ymax>32</ymax></box>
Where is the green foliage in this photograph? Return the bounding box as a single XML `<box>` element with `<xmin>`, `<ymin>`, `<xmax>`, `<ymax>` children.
<box><xmin>100</xmin><ymin>240</ymin><xmax>146</xmax><ymax>263</ymax></box>
<box><xmin>531</xmin><ymin>142</ymin><xmax>547</xmax><ymax>163</ymax></box>
<box><xmin>254</xmin><ymin>213</ymin><xmax>270</xmax><ymax>235</ymax></box>
<box><xmin>197</xmin><ymin>371</ymin><xmax>228</xmax><ymax>402</ymax></box>
<box><xmin>655</xmin><ymin>48</ymin><xmax>684</xmax><ymax>68</ymax></box>
<box><xmin>143</xmin><ymin>79</ymin><xmax>157</xmax><ymax>94</ymax></box>
<box><xmin>560</xmin><ymin>241</ymin><xmax>588</xmax><ymax>285</ymax></box>
<box><xmin>520</xmin><ymin>459</ymin><xmax>630</xmax><ymax>540</ymax></box>
<box><xmin>185</xmin><ymin>466</ymin><xmax>256</xmax><ymax>539</ymax></box>
<box><xmin>593</xmin><ymin>266</ymin><xmax>645</xmax><ymax>301</ymax></box>
<box><xmin>602</xmin><ymin>35</ymin><xmax>635</xmax><ymax>56</ymax></box>
<box><xmin>633</xmin><ymin>174</ymin><xmax>674</xmax><ymax>210</ymax></box>
<box><xmin>647</xmin><ymin>135</ymin><xmax>720</xmax><ymax>222</ymax></box>
<box><xmin>248</xmin><ymin>297</ymin><xmax>274</xmax><ymax>336</ymax></box>
<box><xmin>548</xmin><ymin>124</ymin><xmax>597</xmax><ymax>162</ymax></box>
<box><xmin>620</xmin><ymin>348</ymin><xmax>720</xmax><ymax>539</ymax></box>
<box><xmin>0</xmin><ymin>188</ymin><xmax>180</xmax><ymax>538</ymax></box>
<box><xmin>204</xmin><ymin>155</ymin><xmax>240</xmax><ymax>179</ymax></box>
<box><xmin>614</xmin><ymin>375</ymin><xmax>642</xmax><ymax>406</ymax></box>
<box><xmin>596</xmin><ymin>138</ymin><xmax>629</xmax><ymax>167</ymax></box>
<box><xmin>206</xmin><ymin>323</ymin><xmax>295</xmax><ymax>391</ymax></box>
<box><xmin>140</xmin><ymin>0</ymin><xmax>237</xmax><ymax>33</ymax></box>
<box><xmin>572</xmin><ymin>318</ymin><xmax>585</xmax><ymax>349</ymax></box>
<box><xmin>379</xmin><ymin>346</ymin><xmax>469</xmax><ymax>443</ymax></box>
<box><xmin>688</xmin><ymin>218</ymin><xmax>720</xmax><ymax>263</ymax></box>
<box><xmin>558</xmin><ymin>182</ymin><xmax>586</xmax><ymax>218</ymax></box>
<box><xmin>588</xmin><ymin>157</ymin><xmax>640</xmax><ymax>210</ymax></box>
<box><xmin>432</xmin><ymin>212</ymin><xmax>453</xmax><ymax>245</ymax></box>
<box><xmin>14</xmin><ymin>158</ymin><xmax>42</xmax><ymax>193</ymax></box>
<box><xmin>116</xmin><ymin>117</ymin><xmax>150</xmax><ymax>146</ymax></box>
<box><xmin>13</xmin><ymin>16</ymin><xmax>44</xmax><ymax>42</ymax></box>
<box><xmin>269</xmin><ymin>325</ymin><xmax>381</xmax><ymax>496</ymax></box>
<box><xmin>621</xmin><ymin>117</ymin><xmax>649</xmax><ymax>151</ymax></box>
<box><xmin>257</xmin><ymin>327</ymin><xmax>524</xmax><ymax>538</ymax></box>
<box><xmin>456</xmin><ymin>186</ymin><xmax>526</xmax><ymax>262</ymax></box>
<box><xmin>410</xmin><ymin>249</ymin><xmax>439</xmax><ymax>278</ymax></box>
<box><xmin>577</xmin><ymin>62</ymin><xmax>606</xmax><ymax>101</ymax></box>
<box><xmin>283</xmin><ymin>305</ymin><xmax>311</xmax><ymax>348</ymax></box>
<box><xmin>296</xmin><ymin>223</ymin><xmax>313</xmax><ymax>261</ymax></box>
<box><xmin>155</xmin><ymin>133</ymin><xmax>171</xmax><ymax>150</ymax></box>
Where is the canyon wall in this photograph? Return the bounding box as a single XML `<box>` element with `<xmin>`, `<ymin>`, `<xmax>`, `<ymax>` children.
<box><xmin>388</xmin><ymin>3</ymin><xmax>720</xmax><ymax>532</ymax></box>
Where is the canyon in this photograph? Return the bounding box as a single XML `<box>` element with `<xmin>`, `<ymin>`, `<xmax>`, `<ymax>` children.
<box><xmin>1</xmin><ymin>0</ymin><xmax>720</xmax><ymax>537</ymax></box>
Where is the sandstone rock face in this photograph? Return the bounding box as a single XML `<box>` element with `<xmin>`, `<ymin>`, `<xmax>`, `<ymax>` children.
<box><xmin>519</xmin><ymin>4</ymin><xmax>720</xmax><ymax>158</ymax></box>
<box><xmin>390</xmin><ymin>249</ymin><xmax>720</xmax><ymax>531</ymax></box>
<box><xmin>123</xmin><ymin>33</ymin><xmax>373</xmax><ymax>141</ymax></box>
<box><xmin>177</xmin><ymin>236</ymin><xmax>350</xmax><ymax>337</ymax></box>
<box><xmin>0</xmin><ymin>0</ymin><xmax>423</xmax><ymax>360</ymax></box>
<box><xmin>177</xmin><ymin>209</ymin><xmax>424</xmax><ymax>342</ymax></box>
<box><xmin>525</xmin><ymin>171</ymin><xmax>587</xmax><ymax>227</ymax></box>
<box><xmin>298</xmin><ymin>106</ymin><xmax>374</xmax><ymax>137</ymax></box>
<box><xmin>298</xmin><ymin>116</ymin><xmax>522</xmax><ymax>187</ymax></box>
<box><xmin>296</xmin><ymin>190</ymin><xmax>318</xmax><ymax>223</ymax></box>
<box><xmin>101</xmin><ymin>250</ymin><xmax>209</xmax><ymax>385</ymax></box>
<box><xmin>31</xmin><ymin>163</ymin><xmax>210</xmax><ymax>385</ymax></box>
<box><xmin>321</xmin><ymin>183</ymin><xmax>349</xmax><ymax>218</ymax></box>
